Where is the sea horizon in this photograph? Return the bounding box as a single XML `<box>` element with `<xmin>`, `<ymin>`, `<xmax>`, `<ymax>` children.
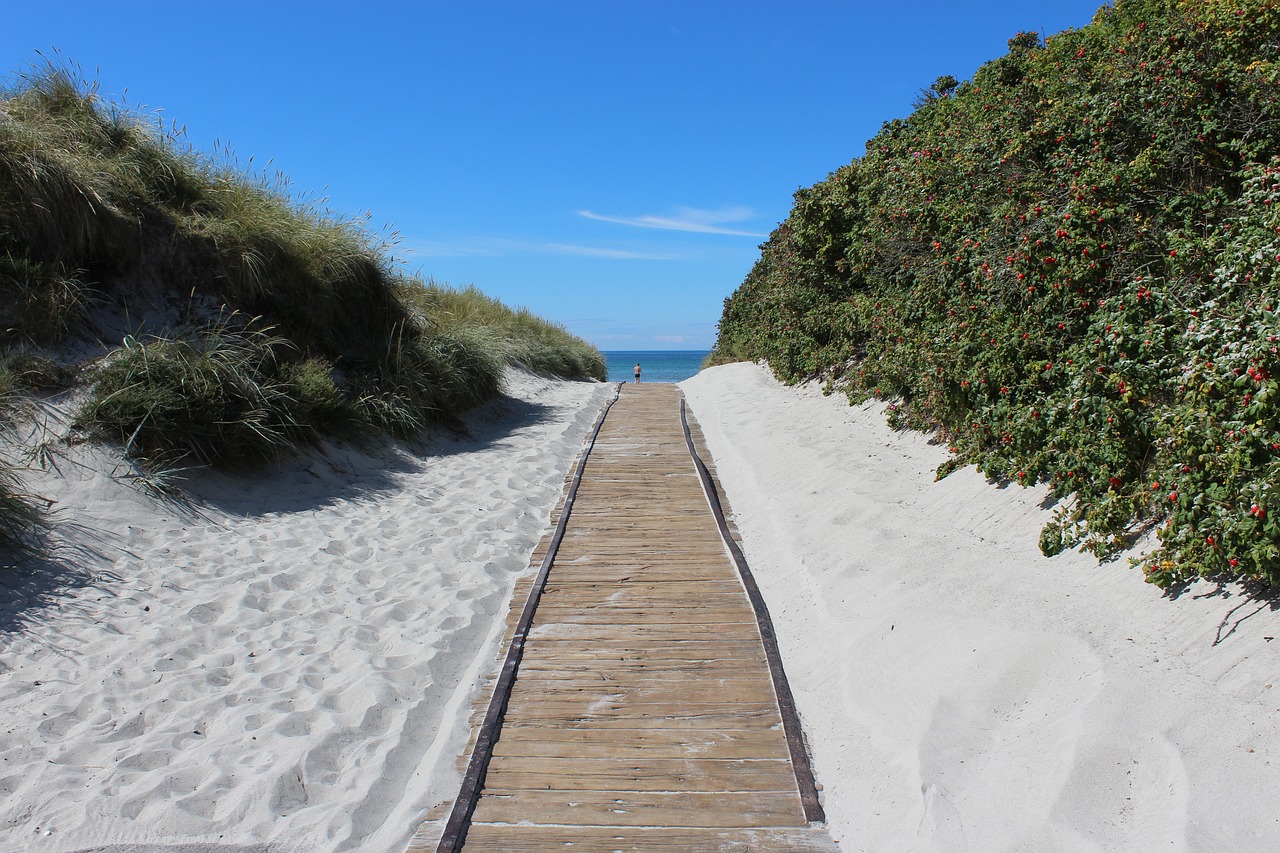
<box><xmin>604</xmin><ymin>350</ymin><xmax>710</xmax><ymax>384</ymax></box>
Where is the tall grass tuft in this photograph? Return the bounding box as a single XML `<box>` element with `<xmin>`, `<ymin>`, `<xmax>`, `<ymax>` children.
<box><xmin>80</xmin><ymin>315</ymin><xmax>327</xmax><ymax>466</ymax></box>
<box><xmin>0</xmin><ymin>464</ymin><xmax>43</xmax><ymax>563</ymax></box>
<box><xmin>0</xmin><ymin>381</ymin><xmax>44</xmax><ymax>563</ymax></box>
<box><xmin>0</xmin><ymin>252</ymin><xmax>92</xmax><ymax>344</ymax></box>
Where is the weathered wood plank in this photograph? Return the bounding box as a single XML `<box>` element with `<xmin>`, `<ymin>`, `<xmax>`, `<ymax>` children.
<box><xmin>516</xmin><ymin>657</ymin><xmax>770</xmax><ymax>674</ymax></box>
<box><xmin>457</xmin><ymin>825</ymin><xmax>841</xmax><ymax>853</ymax></box>
<box><xmin>482</xmin><ymin>756</ymin><xmax>797</xmax><ymax>793</ymax></box>
<box><xmin>527</xmin><ymin>623</ymin><xmax>763</xmax><ymax>643</ymax></box>
<box><xmin>469</xmin><ymin>790</ymin><xmax>808</xmax><ymax>828</ymax></box>
<box><xmin>500</xmin><ymin>708</ymin><xmax>783</xmax><ymax>730</ymax></box>
<box><xmin>504</xmin><ymin>676</ymin><xmax>773</xmax><ymax>701</ymax></box>
<box><xmin>530</xmin><ymin>606</ymin><xmax>757</xmax><ymax>625</ymax></box>
<box><xmin>491</xmin><ymin>725</ymin><xmax>791</xmax><ymax>760</ymax></box>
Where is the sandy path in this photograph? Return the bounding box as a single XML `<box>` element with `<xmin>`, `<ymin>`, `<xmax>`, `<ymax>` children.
<box><xmin>682</xmin><ymin>362</ymin><xmax>1280</xmax><ymax>853</ymax></box>
<box><xmin>0</xmin><ymin>371</ymin><xmax>609</xmax><ymax>853</ymax></box>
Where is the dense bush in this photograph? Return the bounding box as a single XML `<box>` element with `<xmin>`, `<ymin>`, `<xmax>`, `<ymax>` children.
<box><xmin>712</xmin><ymin>0</ymin><xmax>1280</xmax><ymax>587</ymax></box>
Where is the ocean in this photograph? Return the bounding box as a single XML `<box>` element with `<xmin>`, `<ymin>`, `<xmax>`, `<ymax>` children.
<box><xmin>604</xmin><ymin>350</ymin><xmax>710</xmax><ymax>384</ymax></box>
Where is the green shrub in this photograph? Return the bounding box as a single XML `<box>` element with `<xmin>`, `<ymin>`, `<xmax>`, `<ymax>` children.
<box><xmin>714</xmin><ymin>0</ymin><xmax>1280</xmax><ymax>587</ymax></box>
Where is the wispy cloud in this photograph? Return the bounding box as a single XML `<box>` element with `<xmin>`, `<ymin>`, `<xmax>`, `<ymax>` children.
<box><xmin>577</xmin><ymin>205</ymin><xmax>767</xmax><ymax>237</ymax></box>
<box><xmin>402</xmin><ymin>236</ymin><xmax>685</xmax><ymax>261</ymax></box>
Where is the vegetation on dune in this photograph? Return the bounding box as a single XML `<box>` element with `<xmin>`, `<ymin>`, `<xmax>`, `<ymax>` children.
<box><xmin>0</xmin><ymin>60</ymin><xmax>603</xmax><ymax>556</ymax></box>
<box><xmin>406</xmin><ymin>282</ymin><xmax>607</xmax><ymax>382</ymax></box>
<box><xmin>711</xmin><ymin>0</ymin><xmax>1280</xmax><ymax>587</ymax></box>
<box><xmin>0</xmin><ymin>376</ymin><xmax>44</xmax><ymax>561</ymax></box>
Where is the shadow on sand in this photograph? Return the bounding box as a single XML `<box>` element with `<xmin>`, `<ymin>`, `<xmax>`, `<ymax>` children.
<box><xmin>0</xmin><ymin>520</ymin><xmax>114</xmax><ymax>635</ymax></box>
<box><xmin>0</xmin><ymin>387</ymin><xmax>589</xmax><ymax>628</ymax></box>
<box><xmin>186</xmin><ymin>391</ymin><xmax>564</xmax><ymax>517</ymax></box>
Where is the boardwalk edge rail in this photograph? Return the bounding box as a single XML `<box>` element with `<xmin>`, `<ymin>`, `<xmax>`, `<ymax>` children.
<box><xmin>679</xmin><ymin>395</ymin><xmax>827</xmax><ymax>825</ymax></box>
<box><xmin>434</xmin><ymin>383</ymin><xmax>623</xmax><ymax>853</ymax></box>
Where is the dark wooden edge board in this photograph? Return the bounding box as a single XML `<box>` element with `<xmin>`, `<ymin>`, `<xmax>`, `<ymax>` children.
<box><xmin>678</xmin><ymin>395</ymin><xmax>827</xmax><ymax>825</ymax></box>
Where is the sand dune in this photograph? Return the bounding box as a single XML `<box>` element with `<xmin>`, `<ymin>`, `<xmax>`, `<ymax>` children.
<box><xmin>6</xmin><ymin>361</ymin><xmax>1278</xmax><ymax>852</ymax></box>
<box><xmin>0</xmin><ymin>371</ymin><xmax>609</xmax><ymax>853</ymax></box>
<box><xmin>683</xmin><ymin>361</ymin><xmax>1280</xmax><ymax>853</ymax></box>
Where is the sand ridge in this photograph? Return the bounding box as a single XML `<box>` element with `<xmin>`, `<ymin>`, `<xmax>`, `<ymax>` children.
<box><xmin>0</xmin><ymin>370</ymin><xmax>610</xmax><ymax>853</ymax></box>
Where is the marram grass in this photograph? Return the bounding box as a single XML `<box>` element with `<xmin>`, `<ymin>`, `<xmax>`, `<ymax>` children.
<box><xmin>0</xmin><ymin>60</ymin><xmax>604</xmax><ymax>555</ymax></box>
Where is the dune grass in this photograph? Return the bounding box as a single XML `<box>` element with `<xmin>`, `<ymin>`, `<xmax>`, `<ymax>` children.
<box><xmin>0</xmin><ymin>370</ymin><xmax>45</xmax><ymax>564</ymax></box>
<box><xmin>0</xmin><ymin>466</ymin><xmax>43</xmax><ymax>563</ymax></box>
<box><xmin>403</xmin><ymin>282</ymin><xmax>607</xmax><ymax>382</ymax></box>
<box><xmin>0</xmin><ymin>59</ymin><xmax>604</xmax><ymax>547</ymax></box>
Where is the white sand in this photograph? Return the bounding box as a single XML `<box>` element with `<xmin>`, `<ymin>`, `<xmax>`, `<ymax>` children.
<box><xmin>0</xmin><ymin>370</ymin><xmax>610</xmax><ymax>853</ymax></box>
<box><xmin>682</xmin><ymin>362</ymin><xmax>1280</xmax><ymax>853</ymax></box>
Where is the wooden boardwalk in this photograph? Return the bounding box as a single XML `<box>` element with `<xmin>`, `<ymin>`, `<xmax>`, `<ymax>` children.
<box><xmin>412</xmin><ymin>383</ymin><xmax>837</xmax><ymax>852</ymax></box>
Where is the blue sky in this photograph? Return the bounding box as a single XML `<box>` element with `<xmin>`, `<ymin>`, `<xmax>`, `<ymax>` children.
<box><xmin>4</xmin><ymin>1</ymin><xmax>1105</xmax><ymax>350</ymax></box>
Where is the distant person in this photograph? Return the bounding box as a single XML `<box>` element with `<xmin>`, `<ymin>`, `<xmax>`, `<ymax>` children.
<box><xmin>633</xmin><ymin>362</ymin><xmax>642</xmax><ymax>383</ymax></box>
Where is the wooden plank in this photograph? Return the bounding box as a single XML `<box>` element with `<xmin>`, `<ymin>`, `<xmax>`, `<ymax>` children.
<box><xmin>542</xmin><ymin>580</ymin><xmax>744</xmax><ymax>594</ymax></box>
<box><xmin>482</xmin><ymin>756</ymin><xmax>797</xmax><ymax>793</ymax></box>
<box><xmin>537</xmin><ymin>590</ymin><xmax>747</xmax><ymax>604</ymax></box>
<box><xmin>523</xmin><ymin>635</ymin><xmax>764</xmax><ymax>652</ymax></box>
<box><xmin>530</xmin><ymin>606</ymin><xmax>757</xmax><ymax>625</ymax></box>
<box><xmin>527</xmin><ymin>623</ymin><xmax>763</xmax><ymax>642</ymax></box>
<box><xmin>504</xmin><ymin>676</ymin><xmax>773</xmax><ymax>701</ymax></box>
<box><xmin>469</xmin><ymin>790</ymin><xmax>808</xmax><ymax>828</ymax></box>
<box><xmin>492</xmin><ymin>726</ymin><xmax>791</xmax><ymax>760</ymax></box>
<box><xmin>458</xmin><ymin>825</ymin><xmax>840</xmax><ymax>852</ymax></box>
<box><xmin>516</xmin><ymin>658</ymin><xmax>770</xmax><ymax>674</ymax></box>
<box><xmin>500</xmin><ymin>709</ymin><xmax>783</xmax><ymax>730</ymax></box>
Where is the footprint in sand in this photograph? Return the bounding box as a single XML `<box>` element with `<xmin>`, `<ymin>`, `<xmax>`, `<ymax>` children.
<box><xmin>117</xmin><ymin>749</ymin><xmax>171</xmax><ymax>773</ymax></box>
<box><xmin>204</xmin><ymin>668</ymin><xmax>232</xmax><ymax>689</ymax></box>
<box><xmin>35</xmin><ymin>711</ymin><xmax>79</xmax><ymax>739</ymax></box>
<box><xmin>270</xmin><ymin>572</ymin><xmax>302</xmax><ymax>591</ymax></box>
<box><xmin>321</xmin><ymin>538</ymin><xmax>350</xmax><ymax>557</ymax></box>
<box><xmin>174</xmin><ymin>790</ymin><xmax>216</xmax><ymax>820</ymax></box>
<box><xmin>261</xmin><ymin>671</ymin><xmax>288</xmax><ymax>690</ymax></box>
<box><xmin>274</xmin><ymin>711</ymin><xmax>313</xmax><ymax>738</ymax></box>
<box><xmin>104</xmin><ymin>712</ymin><xmax>147</xmax><ymax>743</ymax></box>
<box><xmin>186</xmin><ymin>601</ymin><xmax>224</xmax><ymax>624</ymax></box>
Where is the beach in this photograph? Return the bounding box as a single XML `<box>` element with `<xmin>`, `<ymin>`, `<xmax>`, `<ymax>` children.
<box><xmin>3</xmin><ymin>361</ymin><xmax>1279</xmax><ymax>852</ymax></box>
<box><xmin>0</xmin><ymin>370</ymin><xmax>610</xmax><ymax>853</ymax></box>
<box><xmin>682</xmin><ymin>362</ymin><xmax>1280</xmax><ymax>852</ymax></box>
